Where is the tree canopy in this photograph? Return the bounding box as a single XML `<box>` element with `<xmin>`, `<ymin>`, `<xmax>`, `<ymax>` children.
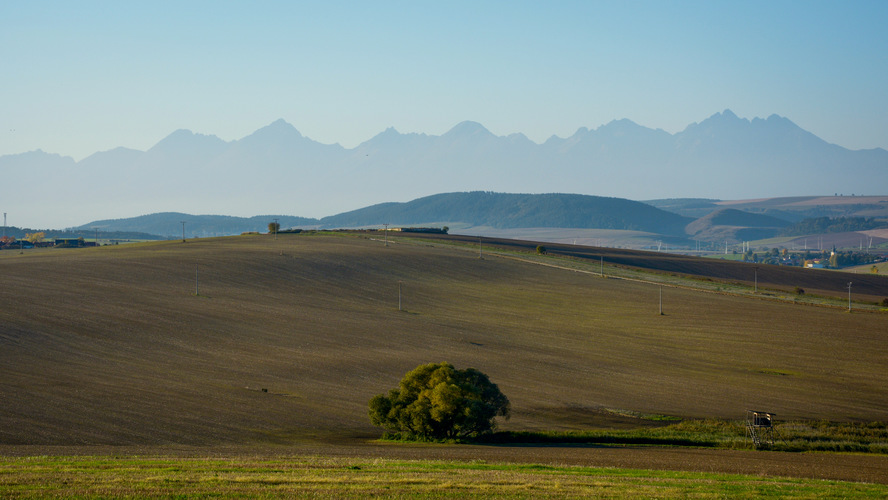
<box><xmin>368</xmin><ymin>362</ymin><xmax>510</xmax><ymax>440</ymax></box>
<box><xmin>779</xmin><ymin>216</ymin><xmax>884</xmax><ymax>236</ymax></box>
<box><xmin>24</xmin><ymin>232</ymin><xmax>45</xmax><ymax>243</ymax></box>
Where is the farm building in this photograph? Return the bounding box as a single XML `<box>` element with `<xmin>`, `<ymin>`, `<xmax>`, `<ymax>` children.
<box><xmin>54</xmin><ymin>238</ymin><xmax>85</xmax><ymax>248</ymax></box>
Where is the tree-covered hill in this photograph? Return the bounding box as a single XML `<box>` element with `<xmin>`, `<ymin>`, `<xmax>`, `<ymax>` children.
<box><xmin>779</xmin><ymin>216</ymin><xmax>887</xmax><ymax>236</ymax></box>
<box><xmin>320</xmin><ymin>192</ymin><xmax>693</xmax><ymax>235</ymax></box>
<box><xmin>78</xmin><ymin>212</ymin><xmax>320</xmax><ymax>238</ymax></box>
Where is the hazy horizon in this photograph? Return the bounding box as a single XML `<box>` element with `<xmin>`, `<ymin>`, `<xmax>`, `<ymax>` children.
<box><xmin>2</xmin><ymin>1</ymin><xmax>887</xmax><ymax>161</ymax></box>
<box><xmin>13</xmin><ymin>109</ymin><xmax>887</xmax><ymax>162</ymax></box>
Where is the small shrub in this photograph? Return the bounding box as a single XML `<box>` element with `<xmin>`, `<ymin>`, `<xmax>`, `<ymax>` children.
<box><xmin>794</xmin><ymin>287</ymin><xmax>805</xmax><ymax>295</ymax></box>
<box><xmin>882</xmin><ymin>298</ymin><xmax>888</xmax><ymax>307</ymax></box>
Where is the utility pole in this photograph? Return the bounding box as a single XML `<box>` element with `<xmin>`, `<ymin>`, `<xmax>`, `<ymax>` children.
<box><xmin>479</xmin><ymin>235</ymin><xmax>483</xmax><ymax>259</ymax></box>
<box><xmin>398</xmin><ymin>280</ymin><xmax>403</xmax><ymax>311</ymax></box>
<box><xmin>384</xmin><ymin>223</ymin><xmax>389</xmax><ymax>246</ymax></box>
<box><xmin>2</xmin><ymin>212</ymin><xmax>6</xmax><ymax>238</ymax></box>
<box><xmin>659</xmin><ymin>286</ymin><xmax>663</xmax><ymax>315</ymax></box>
<box><xmin>754</xmin><ymin>266</ymin><xmax>759</xmax><ymax>293</ymax></box>
<box><xmin>94</xmin><ymin>228</ymin><xmax>98</xmax><ymax>247</ymax></box>
<box><xmin>273</xmin><ymin>218</ymin><xmax>279</xmax><ymax>240</ymax></box>
<box><xmin>180</xmin><ymin>221</ymin><xmax>186</xmax><ymax>242</ymax></box>
<box><xmin>847</xmin><ymin>282</ymin><xmax>853</xmax><ymax>312</ymax></box>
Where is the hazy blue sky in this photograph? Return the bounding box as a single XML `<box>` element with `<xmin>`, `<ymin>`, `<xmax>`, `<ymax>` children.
<box><xmin>2</xmin><ymin>1</ymin><xmax>886</xmax><ymax>160</ymax></box>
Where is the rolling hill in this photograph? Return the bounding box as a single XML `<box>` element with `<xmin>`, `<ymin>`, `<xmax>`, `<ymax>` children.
<box><xmin>320</xmin><ymin>192</ymin><xmax>693</xmax><ymax>234</ymax></box>
<box><xmin>1</xmin><ymin>233</ymin><xmax>886</xmax><ymax>448</ymax></box>
<box><xmin>80</xmin><ymin>212</ymin><xmax>319</xmax><ymax>238</ymax></box>
<box><xmin>59</xmin><ymin>192</ymin><xmax>888</xmax><ymax>251</ymax></box>
<box><xmin>72</xmin><ymin>192</ymin><xmax>693</xmax><ymax>238</ymax></box>
<box><xmin>684</xmin><ymin>208</ymin><xmax>792</xmax><ymax>242</ymax></box>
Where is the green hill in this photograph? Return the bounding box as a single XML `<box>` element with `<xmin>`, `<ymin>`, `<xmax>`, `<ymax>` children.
<box><xmin>79</xmin><ymin>212</ymin><xmax>319</xmax><ymax>238</ymax></box>
<box><xmin>1</xmin><ymin>233</ymin><xmax>886</xmax><ymax>447</ymax></box>
<box><xmin>320</xmin><ymin>192</ymin><xmax>693</xmax><ymax>235</ymax></box>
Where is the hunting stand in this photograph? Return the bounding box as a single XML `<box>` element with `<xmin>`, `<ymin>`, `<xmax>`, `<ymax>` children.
<box><xmin>746</xmin><ymin>409</ymin><xmax>776</xmax><ymax>448</ymax></box>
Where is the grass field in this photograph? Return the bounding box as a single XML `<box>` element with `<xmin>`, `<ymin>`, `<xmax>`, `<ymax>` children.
<box><xmin>848</xmin><ymin>260</ymin><xmax>888</xmax><ymax>276</ymax></box>
<box><xmin>1</xmin><ymin>232</ymin><xmax>887</xmax><ymax>490</ymax></box>
<box><xmin>2</xmin><ymin>455</ymin><xmax>886</xmax><ymax>498</ymax></box>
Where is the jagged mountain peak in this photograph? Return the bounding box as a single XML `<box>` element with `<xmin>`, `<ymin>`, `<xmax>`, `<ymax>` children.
<box><xmin>444</xmin><ymin>120</ymin><xmax>493</xmax><ymax>137</ymax></box>
<box><xmin>5</xmin><ymin>110</ymin><xmax>887</xmax><ymax>229</ymax></box>
<box><xmin>377</xmin><ymin>126</ymin><xmax>402</xmax><ymax>137</ymax></box>
<box><xmin>78</xmin><ymin>146</ymin><xmax>143</xmax><ymax>167</ymax></box>
<box><xmin>704</xmin><ymin>109</ymin><xmax>744</xmax><ymax>123</ymax></box>
<box><xmin>240</xmin><ymin>119</ymin><xmax>304</xmax><ymax>143</ymax></box>
<box><xmin>359</xmin><ymin>126</ymin><xmax>405</xmax><ymax>147</ymax></box>
<box><xmin>601</xmin><ymin>117</ymin><xmax>642</xmax><ymax>128</ymax></box>
<box><xmin>595</xmin><ymin>118</ymin><xmax>655</xmax><ymax>137</ymax></box>
<box><xmin>149</xmin><ymin>128</ymin><xmax>227</xmax><ymax>152</ymax></box>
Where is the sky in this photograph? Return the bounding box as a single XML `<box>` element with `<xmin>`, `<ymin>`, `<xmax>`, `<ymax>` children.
<box><xmin>2</xmin><ymin>1</ymin><xmax>887</xmax><ymax>161</ymax></box>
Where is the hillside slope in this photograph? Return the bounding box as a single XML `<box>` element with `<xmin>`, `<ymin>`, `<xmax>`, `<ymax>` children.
<box><xmin>321</xmin><ymin>192</ymin><xmax>693</xmax><ymax>235</ymax></box>
<box><xmin>1</xmin><ymin>235</ymin><xmax>886</xmax><ymax>446</ymax></box>
<box><xmin>78</xmin><ymin>212</ymin><xmax>319</xmax><ymax>238</ymax></box>
<box><xmin>685</xmin><ymin>208</ymin><xmax>791</xmax><ymax>242</ymax></box>
<box><xmin>76</xmin><ymin>192</ymin><xmax>693</xmax><ymax>238</ymax></box>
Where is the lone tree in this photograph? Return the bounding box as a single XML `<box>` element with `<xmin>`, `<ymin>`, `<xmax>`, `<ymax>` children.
<box><xmin>368</xmin><ymin>362</ymin><xmax>510</xmax><ymax>440</ymax></box>
<box><xmin>268</xmin><ymin>221</ymin><xmax>280</xmax><ymax>234</ymax></box>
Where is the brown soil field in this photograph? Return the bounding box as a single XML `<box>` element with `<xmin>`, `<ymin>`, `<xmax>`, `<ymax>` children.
<box><xmin>1</xmin><ymin>233</ymin><xmax>887</xmax><ymax>482</ymax></box>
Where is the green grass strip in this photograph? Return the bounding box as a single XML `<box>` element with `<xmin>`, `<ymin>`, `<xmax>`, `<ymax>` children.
<box><xmin>0</xmin><ymin>455</ymin><xmax>885</xmax><ymax>498</ymax></box>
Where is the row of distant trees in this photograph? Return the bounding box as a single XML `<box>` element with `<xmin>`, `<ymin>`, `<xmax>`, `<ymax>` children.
<box><xmin>0</xmin><ymin>232</ymin><xmax>46</xmax><ymax>248</ymax></box>
<box><xmin>780</xmin><ymin>216</ymin><xmax>885</xmax><ymax>236</ymax></box>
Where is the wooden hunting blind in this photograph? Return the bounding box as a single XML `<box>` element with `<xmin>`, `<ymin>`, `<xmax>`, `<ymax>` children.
<box><xmin>746</xmin><ymin>409</ymin><xmax>775</xmax><ymax>448</ymax></box>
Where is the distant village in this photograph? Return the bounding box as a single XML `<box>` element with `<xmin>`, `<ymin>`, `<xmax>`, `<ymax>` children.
<box><xmin>3</xmin><ymin>227</ymin><xmax>884</xmax><ymax>273</ymax></box>
<box><xmin>0</xmin><ymin>234</ymin><xmax>100</xmax><ymax>250</ymax></box>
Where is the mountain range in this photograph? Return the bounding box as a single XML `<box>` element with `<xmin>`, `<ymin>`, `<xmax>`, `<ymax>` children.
<box><xmin>2</xmin><ymin>110</ymin><xmax>886</xmax><ymax>229</ymax></box>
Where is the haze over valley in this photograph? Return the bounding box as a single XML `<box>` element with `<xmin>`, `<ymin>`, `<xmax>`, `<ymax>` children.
<box><xmin>3</xmin><ymin>110</ymin><xmax>886</xmax><ymax>230</ymax></box>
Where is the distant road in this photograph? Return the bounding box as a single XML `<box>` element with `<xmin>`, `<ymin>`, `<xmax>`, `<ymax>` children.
<box><xmin>394</xmin><ymin>232</ymin><xmax>888</xmax><ymax>302</ymax></box>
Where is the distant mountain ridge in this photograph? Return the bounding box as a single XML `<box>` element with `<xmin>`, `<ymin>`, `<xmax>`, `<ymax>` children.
<box><xmin>4</xmin><ymin>110</ymin><xmax>887</xmax><ymax>228</ymax></box>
